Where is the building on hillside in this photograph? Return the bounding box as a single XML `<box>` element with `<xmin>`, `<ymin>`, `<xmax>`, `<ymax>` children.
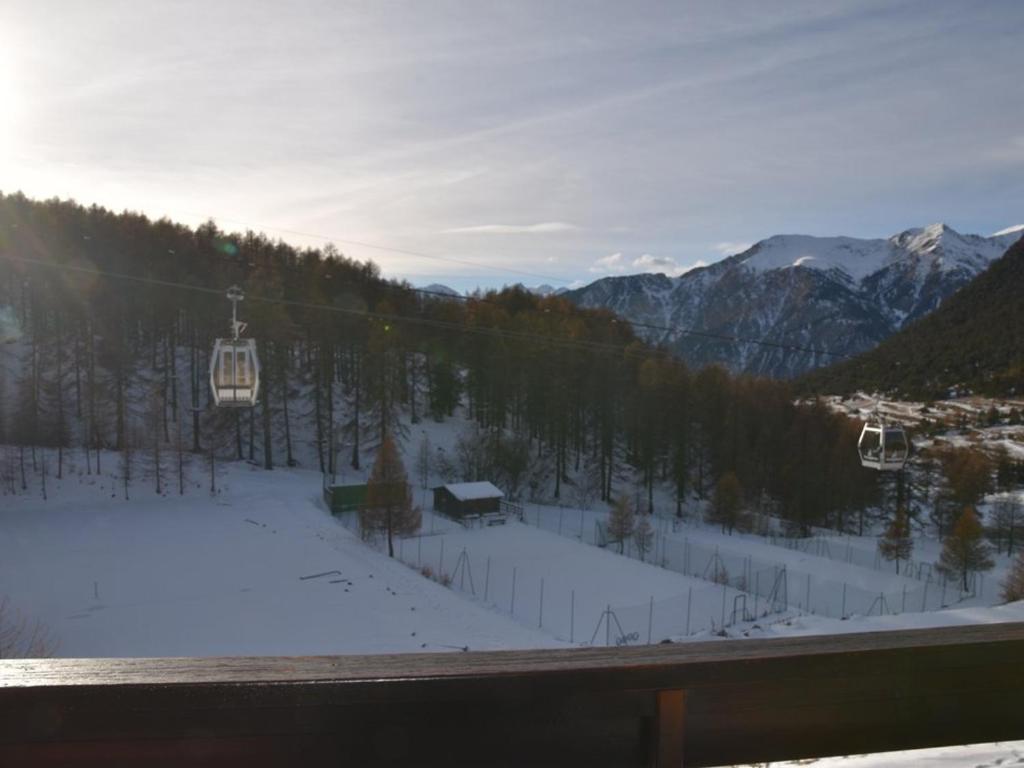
<box><xmin>323</xmin><ymin>483</ymin><xmax>368</xmax><ymax>516</ymax></box>
<box><xmin>432</xmin><ymin>481</ymin><xmax>504</xmax><ymax>519</ymax></box>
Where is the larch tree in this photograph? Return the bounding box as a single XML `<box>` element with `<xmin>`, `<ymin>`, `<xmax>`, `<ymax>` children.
<box><xmin>708</xmin><ymin>471</ymin><xmax>744</xmax><ymax>535</ymax></box>
<box><xmin>936</xmin><ymin>507</ymin><xmax>995</xmax><ymax>592</ymax></box>
<box><xmin>1001</xmin><ymin>549</ymin><xmax>1024</xmax><ymax>603</ymax></box>
<box><xmin>634</xmin><ymin>514</ymin><xmax>654</xmax><ymax>562</ymax></box>
<box><xmin>360</xmin><ymin>435</ymin><xmax>421</xmax><ymax>558</ymax></box>
<box><xmin>878</xmin><ymin>507</ymin><xmax>913</xmax><ymax>575</ymax></box>
<box><xmin>607</xmin><ymin>493</ymin><xmax>635</xmax><ymax>554</ymax></box>
<box><xmin>987</xmin><ymin>495</ymin><xmax>1021</xmax><ymax>556</ymax></box>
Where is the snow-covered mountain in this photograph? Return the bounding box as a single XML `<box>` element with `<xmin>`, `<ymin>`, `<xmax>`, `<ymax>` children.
<box><xmin>419</xmin><ymin>283</ymin><xmax>462</xmax><ymax>297</ymax></box>
<box><xmin>566</xmin><ymin>223</ymin><xmax>1024</xmax><ymax>378</ymax></box>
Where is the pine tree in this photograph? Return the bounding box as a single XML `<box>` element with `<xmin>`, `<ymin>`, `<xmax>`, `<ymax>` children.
<box><xmin>936</xmin><ymin>507</ymin><xmax>995</xmax><ymax>592</ymax></box>
<box><xmin>878</xmin><ymin>507</ymin><xmax>913</xmax><ymax>574</ymax></box>
<box><xmin>607</xmin><ymin>494</ymin><xmax>634</xmax><ymax>554</ymax></box>
<box><xmin>360</xmin><ymin>435</ymin><xmax>421</xmax><ymax>557</ymax></box>
<box><xmin>1001</xmin><ymin>549</ymin><xmax>1024</xmax><ymax>603</ymax></box>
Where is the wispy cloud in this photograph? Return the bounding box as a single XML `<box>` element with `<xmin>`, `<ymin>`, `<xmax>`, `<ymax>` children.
<box><xmin>442</xmin><ymin>221</ymin><xmax>578</xmax><ymax>234</ymax></box>
<box><xmin>712</xmin><ymin>241</ymin><xmax>754</xmax><ymax>257</ymax></box>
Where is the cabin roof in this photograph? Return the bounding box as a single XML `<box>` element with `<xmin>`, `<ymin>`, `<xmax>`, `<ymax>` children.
<box><xmin>435</xmin><ymin>481</ymin><xmax>504</xmax><ymax>501</ymax></box>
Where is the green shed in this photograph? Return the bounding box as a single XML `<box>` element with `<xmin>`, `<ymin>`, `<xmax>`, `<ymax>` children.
<box><xmin>323</xmin><ymin>483</ymin><xmax>368</xmax><ymax>515</ymax></box>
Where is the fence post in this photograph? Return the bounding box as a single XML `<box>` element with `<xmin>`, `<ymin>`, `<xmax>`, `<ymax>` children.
<box><xmin>570</xmin><ymin>590</ymin><xmax>575</xmax><ymax>643</ymax></box>
<box><xmin>922</xmin><ymin>578</ymin><xmax>929</xmax><ymax>611</ymax></box>
<box><xmin>417</xmin><ymin>535</ymin><xmax>422</xmax><ymax>567</ymax></box>
<box><xmin>484</xmin><ymin>556</ymin><xmax>491</xmax><ymax>603</ymax></box>
<box><xmin>580</xmin><ymin>509</ymin><xmax>585</xmax><ymax>539</ymax></box>
<box><xmin>806</xmin><ymin>575</ymin><xmax>811</xmax><ymax>614</ymax></box>
<box><xmin>558</xmin><ymin>509</ymin><xmax>563</xmax><ymax>535</ymax></box>
<box><xmin>842</xmin><ymin>583</ymin><xmax>847</xmax><ymax>619</ymax></box>
<box><xmin>754</xmin><ymin>571</ymin><xmax>760</xmax><ymax>617</ymax></box>
<box><xmin>902</xmin><ymin>584</ymin><xmax>907</xmax><ymax>613</ymax></box>
<box><xmin>539</xmin><ymin>578</ymin><xmax>544</xmax><ymax>628</ymax></box>
<box><xmin>400</xmin><ymin>536</ymin><xmax>404</xmax><ymax>560</ymax></box>
<box><xmin>647</xmin><ymin>595</ymin><xmax>654</xmax><ymax>645</ymax></box>
<box><xmin>511</xmin><ymin>567</ymin><xmax>517</xmax><ymax>616</ymax></box>
<box><xmin>439</xmin><ymin>539</ymin><xmax>445</xmax><ymax>577</ymax></box>
<box><xmin>685</xmin><ymin>586</ymin><xmax>692</xmax><ymax>635</ymax></box>
<box><xmin>606</xmin><ymin>604</ymin><xmax>611</xmax><ymax>647</ymax></box>
<box><xmin>720</xmin><ymin>583</ymin><xmax>726</xmax><ymax>629</ymax></box>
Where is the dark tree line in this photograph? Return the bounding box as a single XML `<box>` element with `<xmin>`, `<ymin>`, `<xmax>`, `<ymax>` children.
<box><xmin>0</xmin><ymin>192</ymin><xmax>884</xmax><ymax>532</ymax></box>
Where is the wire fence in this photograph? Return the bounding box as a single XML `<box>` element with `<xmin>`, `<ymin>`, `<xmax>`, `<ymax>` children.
<box><xmin>516</xmin><ymin>504</ymin><xmax>985</xmax><ymax>619</ymax></box>
<box><xmin>332</xmin><ymin>502</ymin><xmax>985</xmax><ymax>648</ymax></box>
<box><xmin>335</xmin><ymin>510</ymin><xmax>783</xmax><ymax>645</ymax></box>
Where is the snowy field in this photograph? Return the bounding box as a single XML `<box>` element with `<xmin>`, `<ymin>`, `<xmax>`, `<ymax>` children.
<box><xmin>0</xmin><ymin>459</ymin><xmax>561</xmax><ymax>656</ymax></box>
<box><xmin>4</xmin><ymin>453</ymin><xmax>1024</xmax><ymax>766</ymax></box>
<box><xmin>2</xmin><ymin>449</ymin><xmax>1022</xmax><ymax>657</ymax></box>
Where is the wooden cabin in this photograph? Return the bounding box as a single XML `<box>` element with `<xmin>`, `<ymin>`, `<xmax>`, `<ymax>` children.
<box><xmin>432</xmin><ymin>481</ymin><xmax>504</xmax><ymax>519</ymax></box>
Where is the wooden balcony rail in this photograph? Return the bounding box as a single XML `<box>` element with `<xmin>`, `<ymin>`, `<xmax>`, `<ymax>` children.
<box><xmin>2</xmin><ymin>622</ymin><xmax>1022</xmax><ymax>767</ymax></box>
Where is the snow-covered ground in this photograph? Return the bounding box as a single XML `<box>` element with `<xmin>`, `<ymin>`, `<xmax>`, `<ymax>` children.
<box><xmin>0</xmin><ymin>459</ymin><xmax>561</xmax><ymax>656</ymax></box>
<box><xmin>2</xmin><ymin>448</ymin><xmax>1020</xmax><ymax>657</ymax></box>
<box><xmin>4</xmin><ymin>449</ymin><xmax>1024</xmax><ymax>766</ymax></box>
<box><xmin>775</xmin><ymin>741</ymin><xmax>1024</xmax><ymax>768</ymax></box>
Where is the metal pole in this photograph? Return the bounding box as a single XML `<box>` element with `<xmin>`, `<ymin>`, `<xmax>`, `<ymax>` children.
<box><xmin>922</xmin><ymin>578</ymin><xmax>929</xmax><ymax>611</ymax></box>
<box><xmin>805</xmin><ymin>574</ymin><xmax>811</xmax><ymax>613</ymax></box>
<box><xmin>439</xmin><ymin>538</ymin><xmax>444</xmax><ymax>577</ymax></box>
<box><xmin>902</xmin><ymin>584</ymin><xmax>907</xmax><ymax>613</ymax></box>
<box><xmin>484</xmin><ymin>556</ymin><xmax>491</xmax><ymax>602</ymax></box>
<box><xmin>685</xmin><ymin>586</ymin><xmax>692</xmax><ymax>635</ymax></box>
<box><xmin>511</xmin><ymin>566</ymin><xmax>517</xmax><ymax>616</ymax></box>
<box><xmin>647</xmin><ymin>595</ymin><xmax>654</xmax><ymax>644</ymax></box>
<box><xmin>570</xmin><ymin>590</ymin><xmax>575</xmax><ymax>643</ymax></box>
<box><xmin>539</xmin><ymin>578</ymin><xmax>545</xmax><ymax>628</ymax></box>
<box><xmin>720</xmin><ymin>583</ymin><xmax>726</xmax><ymax>628</ymax></box>
<box><xmin>606</xmin><ymin>604</ymin><xmax>611</xmax><ymax>647</ymax></box>
<box><xmin>842</xmin><ymin>583</ymin><xmax>847</xmax><ymax>619</ymax></box>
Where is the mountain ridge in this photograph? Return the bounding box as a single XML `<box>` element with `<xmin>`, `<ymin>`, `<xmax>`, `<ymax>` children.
<box><xmin>566</xmin><ymin>223</ymin><xmax>1022</xmax><ymax>377</ymax></box>
<box><xmin>799</xmin><ymin>233</ymin><xmax>1024</xmax><ymax>398</ymax></box>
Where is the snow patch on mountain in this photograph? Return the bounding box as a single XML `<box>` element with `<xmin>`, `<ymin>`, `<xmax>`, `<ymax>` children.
<box><xmin>567</xmin><ymin>223</ymin><xmax>1024</xmax><ymax>377</ymax></box>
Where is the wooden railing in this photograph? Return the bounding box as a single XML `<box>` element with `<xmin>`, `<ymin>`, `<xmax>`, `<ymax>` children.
<box><xmin>2</xmin><ymin>622</ymin><xmax>1022</xmax><ymax>766</ymax></box>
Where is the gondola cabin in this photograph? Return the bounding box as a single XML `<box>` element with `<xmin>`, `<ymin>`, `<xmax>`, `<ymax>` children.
<box><xmin>857</xmin><ymin>421</ymin><xmax>908</xmax><ymax>471</ymax></box>
<box><xmin>432</xmin><ymin>482</ymin><xmax>504</xmax><ymax>519</ymax></box>
<box><xmin>210</xmin><ymin>338</ymin><xmax>260</xmax><ymax>407</ymax></box>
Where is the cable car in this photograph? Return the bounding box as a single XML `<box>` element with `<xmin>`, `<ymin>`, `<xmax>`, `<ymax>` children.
<box><xmin>210</xmin><ymin>286</ymin><xmax>260</xmax><ymax>407</ymax></box>
<box><xmin>857</xmin><ymin>414</ymin><xmax>908</xmax><ymax>471</ymax></box>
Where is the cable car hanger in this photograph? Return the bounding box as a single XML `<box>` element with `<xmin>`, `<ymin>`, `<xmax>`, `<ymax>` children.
<box><xmin>209</xmin><ymin>285</ymin><xmax>261</xmax><ymax>408</ymax></box>
<box><xmin>857</xmin><ymin>401</ymin><xmax>909</xmax><ymax>472</ymax></box>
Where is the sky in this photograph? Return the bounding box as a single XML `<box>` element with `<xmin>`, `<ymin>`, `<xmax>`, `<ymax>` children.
<box><xmin>2</xmin><ymin>0</ymin><xmax>1023</xmax><ymax>291</ymax></box>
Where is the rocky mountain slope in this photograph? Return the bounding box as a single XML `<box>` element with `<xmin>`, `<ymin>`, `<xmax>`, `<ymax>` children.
<box><xmin>566</xmin><ymin>224</ymin><xmax>1022</xmax><ymax>377</ymax></box>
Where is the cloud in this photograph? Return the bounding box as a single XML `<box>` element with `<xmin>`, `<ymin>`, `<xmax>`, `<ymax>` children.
<box><xmin>589</xmin><ymin>252</ymin><xmax>706</xmax><ymax>277</ymax></box>
<box><xmin>442</xmin><ymin>222</ymin><xmax>579</xmax><ymax>234</ymax></box>
<box><xmin>589</xmin><ymin>252</ymin><xmax>626</xmax><ymax>273</ymax></box>
<box><xmin>712</xmin><ymin>241</ymin><xmax>754</xmax><ymax>256</ymax></box>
